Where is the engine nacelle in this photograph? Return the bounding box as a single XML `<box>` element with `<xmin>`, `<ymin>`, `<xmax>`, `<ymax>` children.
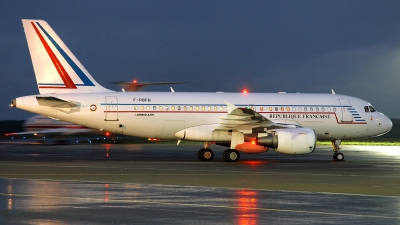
<box><xmin>258</xmin><ymin>128</ymin><xmax>316</xmax><ymax>155</ymax></box>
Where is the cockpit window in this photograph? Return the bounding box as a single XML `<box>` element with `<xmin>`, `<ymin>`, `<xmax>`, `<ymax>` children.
<box><xmin>364</xmin><ymin>106</ymin><xmax>369</xmax><ymax>112</ymax></box>
<box><xmin>369</xmin><ymin>106</ymin><xmax>376</xmax><ymax>112</ymax></box>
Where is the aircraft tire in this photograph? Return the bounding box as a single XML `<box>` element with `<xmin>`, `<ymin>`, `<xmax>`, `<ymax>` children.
<box><xmin>223</xmin><ymin>149</ymin><xmax>240</xmax><ymax>162</ymax></box>
<box><xmin>223</xmin><ymin>149</ymin><xmax>231</xmax><ymax>162</ymax></box>
<box><xmin>198</xmin><ymin>148</ymin><xmax>213</xmax><ymax>161</ymax></box>
<box><xmin>198</xmin><ymin>149</ymin><xmax>205</xmax><ymax>161</ymax></box>
<box><xmin>336</xmin><ymin>153</ymin><xmax>344</xmax><ymax>161</ymax></box>
<box><xmin>333</xmin><ymin>152</ymin><xmax>344</xmax><ymax>161</ymax></box>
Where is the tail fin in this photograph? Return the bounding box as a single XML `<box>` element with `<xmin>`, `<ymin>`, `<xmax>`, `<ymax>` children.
<box><xmin>22</xmin><ymin>19</ymin><xmax>113</xmax><ymax>94</ymax></box>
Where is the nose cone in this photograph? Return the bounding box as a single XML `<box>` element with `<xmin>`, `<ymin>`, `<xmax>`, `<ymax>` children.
<box><xmin>375</xmin><ymin>113</ymin><xmax>392</xmax><ymax>137</ymax></box>
<box><xmin>175</xmin><ymin>129</ymin><xmax>185</xmax><ymax>140</ymax></box>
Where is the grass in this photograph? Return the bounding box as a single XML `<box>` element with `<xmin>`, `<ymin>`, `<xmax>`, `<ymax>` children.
<box><xmin>317</xmin><ymin>139</ymin><xmax>400</xmax><ymax>146</ymax></box>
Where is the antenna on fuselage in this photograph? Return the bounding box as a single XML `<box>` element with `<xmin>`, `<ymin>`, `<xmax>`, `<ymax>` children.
<box><xmin>331</xmin><ymin>89</ymin><xmax>336</xmax><ymax>94</ymax></box>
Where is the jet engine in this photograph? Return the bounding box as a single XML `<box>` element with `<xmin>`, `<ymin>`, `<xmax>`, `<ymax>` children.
<box><xmin>257</xmin><ymin>128</ymin><xmax>316</xmax><ymax>155</ymax></box>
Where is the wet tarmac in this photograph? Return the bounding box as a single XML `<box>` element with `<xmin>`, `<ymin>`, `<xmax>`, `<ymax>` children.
<box><xmin>0</xmin><ymin>142</ymin><xmax>399</xmax><ymax>224</ymax></box>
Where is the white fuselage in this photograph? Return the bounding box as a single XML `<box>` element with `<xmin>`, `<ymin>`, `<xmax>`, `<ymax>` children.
<box><xmin>14</xmin><ymin>92</ymin><xmax>392</xmax><ymax>141</ymax></box>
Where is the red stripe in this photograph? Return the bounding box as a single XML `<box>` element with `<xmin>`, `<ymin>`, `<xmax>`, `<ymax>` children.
<box><xmin>31</xmin><ymin>22</ymin><xmax>76</xmax><ymax>89</ymax></box>
<box><xmin>38</xmin><ymin>86</ymin><xmax>76</xmax><ymax>89</ymax></box>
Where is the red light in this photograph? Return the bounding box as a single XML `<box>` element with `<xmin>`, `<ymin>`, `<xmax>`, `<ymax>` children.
<box><xmin>133</xmin><ymin>79</ymin><xmax>137</xmax><ymax>83</ymax></box>
<box><xmin>148</xmin><ymin>138</ymin><xmax>160</xmax><ymax>142</ymax></box>
<box><xmin>105</xmin><ymin>132</ymin><xmax>110</xmax><ymax>136</ymax></box>
<box><xmin>242</xmin><ymin>89</ymin><xmax>248</xmax><ymax>94</ymax></box>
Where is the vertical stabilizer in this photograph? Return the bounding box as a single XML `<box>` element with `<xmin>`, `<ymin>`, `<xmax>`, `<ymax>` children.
<box><xmin>22</xmin><ymin>19</ymin><xmax>113</xmax><ymax>94</ymax></box>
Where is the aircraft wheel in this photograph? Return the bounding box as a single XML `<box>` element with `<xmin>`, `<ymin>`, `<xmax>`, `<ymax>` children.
<box><xmin>198</xmin><ymin>148</ymin><xmax>213</xmax><ymax>161</ymax></box>
<box><xmin>333</xmin><ymin>152</ymin><xmax>344</xmax><ymax>161</ymax></box>
<box><xmin>223</xmin><ymin>149</ymin><xmax>240</xmax><ymax>162</ymax></box>
<box><xmin>223</xmin><ymin>149</ymin><xmax>231</xmax><ymax>162</ymax></box>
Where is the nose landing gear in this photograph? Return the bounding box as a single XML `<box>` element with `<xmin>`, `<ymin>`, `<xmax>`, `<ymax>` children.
<box><xmin>332</xmin><ymin>140</ymin><xmax>344</xmax><ymax>161</ymax></box>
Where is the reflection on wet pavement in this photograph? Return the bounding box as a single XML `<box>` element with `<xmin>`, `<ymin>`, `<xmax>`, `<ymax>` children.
<box><xmin>0</xmin><ymin>178</ymin><xmax>399</xmax><ymax>224</ymax></box>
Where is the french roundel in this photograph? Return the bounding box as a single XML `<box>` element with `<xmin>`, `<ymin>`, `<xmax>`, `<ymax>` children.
<box><xmin>90</xmin><ymin>104</ymin><xmax>97</xmax><ymax>111</ymax></box>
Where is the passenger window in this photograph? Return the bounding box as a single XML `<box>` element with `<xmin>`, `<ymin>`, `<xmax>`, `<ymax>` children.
<box><xmin>190</xmin><ymin>106</ymin><xmax>193</xmax><ymax>111</ymax></box>
<box><xmin>275</xmin><ymin>107</ymin><xmax>278</xmax><ymax>111</ymax></box>
<box><xmin>172</xmin><ymin>106</ymin><xmax>175</xmax><ymax>110</ymax></box>
<box><xmin>260</xmin><ymin>107</ymin><xmax>264</xmax><ymax>111</ymax></box>
<box><xmin>178</xmin><ymin>106</ymin><xmax>181</xmax><ymax>110</ymax></box>
<box><xmin>147</xmin><ymin>106</ymin><xmax>150</xmax><ymax>110</ymax></box>
<box><xmin>214</xmin><ymin>106</ymin><xmax>217</xmax><ymax>111</ymax></box>
<box><xmin>208</xmin><ymin>106</ymin><xmax>211</xmax><ymax>111</ymax></box>
<box><xmin>140</xmin><ymin>106</ymin><xmax>144</xmax><ymax>110</ymax></box>
<box><xmin>220</xmin><ymin>106</ymin><xmax>224</xmax><ymax>111</ymax></box>
<box><xmin>269</xmin><ymin>107</ymin><xmax>272</xmax><ymax>111</ymax></box>
<box><xmin>364</xmin><ymin>106</ymin><xmax>370</xmax><ymax>112</ymax></box>
<box><xmin>153</xmin><ymin>106</ymin><xmax>156</xmax><ymax>110</ymax></box>
<box><xmin>165</xmin><ymin>106</ymin><xmax>169</xmax><ymax>110</ymax></box>
<box><xmin>202</xmin><ymin>106</ymin><xmax>205</xmax><ymax>111</ymax></box>
<box><xmin>184</xmin><ymin>106</ymin><xmax>187</xmax><ymax>111</ymax></box>
<box><xmin>304</xmin><ymin>107</ymin><xmax>307</xmax><ymax>112</ymax></box>
<box><xmin>134</xmin><ymin>106</ymin><xmax>138</xmax><ymax>110</ymax></box>
<box><xmin>159</xmin><ymin>106</ymin><xmax>163</xmax><ymax>110</ymax></box>
<box><xmin>286</xmin><ymin>107</ymin><xmax>290</xmax><ymax>111</ymax></box>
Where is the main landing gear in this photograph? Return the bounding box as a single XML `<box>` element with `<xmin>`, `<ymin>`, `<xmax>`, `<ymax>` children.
<box><xmin>222</xmin><ymin>149</ymin><xmax>240</xmax><ymax>162</ymax></box>
<box><xmin>331</xmin><ymin>140</ymin><xmax>344</xmax><ymax>161</ymax></box>
<box><xmin>197</xmin><ymin>142</ymin><xmax>241</xmax><ymax>162</ymax></box>
<box><xmin>198</xmin><ymin>148</ymin><xmax>214</xmax><ymax>161</ymax></box>
<box><xmin>197</xmin><ymin>142</ymin><xmax>214</xmax><ymax>161</ymax></box>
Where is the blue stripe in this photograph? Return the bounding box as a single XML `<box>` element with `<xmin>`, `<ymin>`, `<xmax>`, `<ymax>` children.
<box><xmin>36</xmin><ymin>22</ymin><xmax>95</xmax><ymax>86</ymax></box>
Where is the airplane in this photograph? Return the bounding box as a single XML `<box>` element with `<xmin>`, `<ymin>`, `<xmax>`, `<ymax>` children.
<box><xmin>111</xmin><ymin>80</ymin><xmax>187</xmax><ymax>92</ymax></box>
<box><xmin>3</xmin><ymin>114</ymin><xmax>106</xmax><ymax>136</ymax></box>
<box><xmin>11</xmin><ymin>19</ymin><xmax>392</xmax><ymax>162</ymax></box>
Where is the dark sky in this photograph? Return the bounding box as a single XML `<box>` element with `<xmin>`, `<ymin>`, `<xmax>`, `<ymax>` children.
<box><xmin>2</xmin><ymin>0</ymin><xmax>400</xmax><ymax>120</ymax></box>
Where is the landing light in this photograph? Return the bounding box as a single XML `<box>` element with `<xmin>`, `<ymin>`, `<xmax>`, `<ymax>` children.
<box><xmin>148</xmin><ymin>138</ymin><xmax>160</xmax><ymax>142</ymax></box>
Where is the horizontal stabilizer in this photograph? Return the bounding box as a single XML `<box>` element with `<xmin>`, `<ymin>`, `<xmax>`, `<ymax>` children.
<box><xmin>36</xmin><ymin>96</ymin><xmax>79</xmax><ymax>108</ymax></box>
<box><xmin>36</xmin><ymin>96</ymin><xmax>80</xmax><ymax>114</ymax></box>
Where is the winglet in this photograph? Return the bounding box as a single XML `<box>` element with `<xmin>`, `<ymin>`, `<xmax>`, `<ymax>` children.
<box><xmin>224</xmin><ymin>101</ymin><xmax>238</xmax><ymax>114</ymax></box>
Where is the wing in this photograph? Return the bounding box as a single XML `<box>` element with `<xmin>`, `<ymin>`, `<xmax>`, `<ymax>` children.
<box><xmin>218</xmin><ymin>101</ymin><xmax>298</xmax><ymax>134</ymax></box>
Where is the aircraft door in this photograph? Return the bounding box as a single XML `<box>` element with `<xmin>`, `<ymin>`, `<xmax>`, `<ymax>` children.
<box><xmin>339</xmin><ymin>98</ymin><xmax>353</xmax><ymax>122</ymax></box>
<box><xmin>105</xmin><ymin>96</ymin><xmax>119</xmax><ymax>121</ymax></box>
